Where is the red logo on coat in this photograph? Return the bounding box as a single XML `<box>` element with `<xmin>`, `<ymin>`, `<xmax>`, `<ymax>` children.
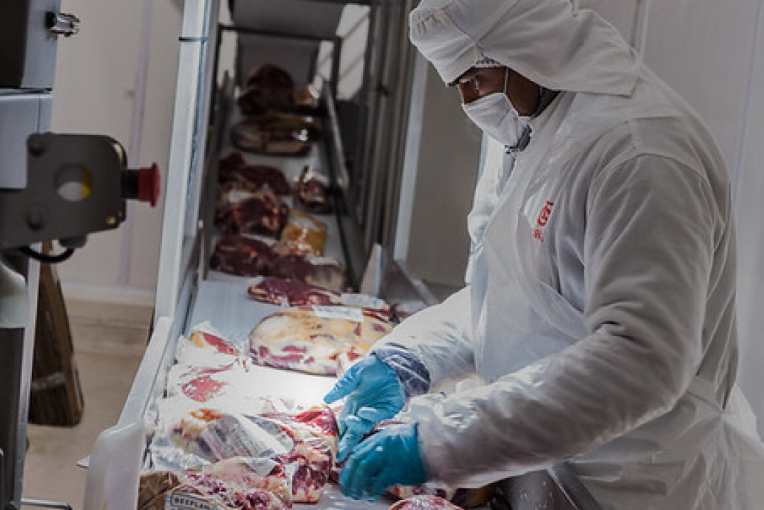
<box><xmin>531</xmin><ymin>200</ymin><xmax>554</xmax><ymax>242</ymax></box>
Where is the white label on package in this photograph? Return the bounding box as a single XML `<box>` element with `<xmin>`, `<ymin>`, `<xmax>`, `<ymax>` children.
<box><xmin>166</xmin><ymin>493</ymin><xmax>223</xmax><ymax>510</ymax></box>
<box><xmin>340</xmin><ymin>293</ymin><xmax>387</xmax><ymax>311</ymax></box>
<box><xmin>198</xmin><ymin>415</ymin><xmax>293</xmax><ymax>461</ymax></box>
<box><xmin>313</xmin><ymin>305</ymin><xmax>364</xmax><ymax>323</ymax></box>
<box><xmin>244</xmin><ymin>457</ymin><xmax>280</xmax><ymax>477</ymax></box>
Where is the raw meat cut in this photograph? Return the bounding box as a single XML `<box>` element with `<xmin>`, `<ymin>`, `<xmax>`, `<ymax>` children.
<box><xmin>246</xmin><ymin>277</ymin><xmax>393</xmax><ymax>321</ymax></box>
<box><xmin>138</xmin><ymin>463</ymin><xmax>291</xmax><ymax>510</ymax></box>
<box><xmin>219</xmin><ymin>151</ymin><xmax>248</xmax><ymax>173</ymax></box>
<box><xmin>186</xmin><ymin>458</ymin><xmax>293</xmax><ymax>505</ymax></box>
<box><xmin>246</xmin><ymin>277</ymin><xmax>343</xmax><ymax>307</ymax></box>
<box><xmin>218</xmin><ymin>159</ymin><xmax>291</xmax><ymax>196</ymax></box>
<box><xmin>274</xmin><ymin>210</ymin><xmax>327</xmax><ymax>257</ymax></box>
<box><xmin>388</xmin><ymin>495</ymin><xmax>465</xmax><ymax>510</ymax></box>
<box><xmin>160</xmin><ymin>406</ymin><xmax>338</xmax><ymax>504</ymax></box>
<box><xmin>296</xmin><ymin>166</ymin><xmax>333</xmax><ymax>214</ymax></box>
<box><xmin>209</xmin><ymin>235</ymin><xmax>276</xmax><ymax>277</ymax></box>
<box><xmin>249</xmin><ymin>307</ymin><xmax>393</xmax><ymax>376</ymax></box>
<box><xmin>237</xmin><ymin>64</ymin><xmax>296</xmax><ymax>116</ymax></box>
<box><xmin>208</xmin><ymin>235</ymin><xmax>349</xmax><ymax>289</ymax></box>
<box><xmin>188</xmin><ymin>329</ymin><xmax>240</xmax><ymax>356</ymax></box>
<box><xmin>216</xmin><ymin>189</ymin><xmax>289</xmax><ymax>238</ymax></box>
<box><xmin>165</xmin><ymin>360</ymin><xmax>253</xmax><ymax>408</ymax></box>
<box><xmin>176</xmin><ymin>364</ymin><xmax>236</xmax><ymax>403</ymax></box>
<box><xmin>270</xmin><ymin>255</ymin><xmax>348</xmax><ymax>293</ymax></box>
<box><xmin>173</xmin><ymin>323</ymin><xmax>243</xmax><ymax>370</ymax></box>
<box><xmin>261</xmin><ymin>407</ymin><xmax>339</xmax><ymax>503</ymax></box>
<box><xmin>230</xmin><ymin>114</ymin><xmax>320</xmax><ymax>157</ymax></box>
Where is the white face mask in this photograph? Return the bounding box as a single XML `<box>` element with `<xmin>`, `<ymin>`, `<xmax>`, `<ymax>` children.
<box><xmin>461</xmin><ymin>70</ymin><xmax>531</xmax><ymax>147</ymax></box>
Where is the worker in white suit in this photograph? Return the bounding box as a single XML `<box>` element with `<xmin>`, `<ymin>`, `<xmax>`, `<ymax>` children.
<box><xmin>325</xmin><ymin>0</ymin><xmax>764</xmax><ymax>508</ymax></box>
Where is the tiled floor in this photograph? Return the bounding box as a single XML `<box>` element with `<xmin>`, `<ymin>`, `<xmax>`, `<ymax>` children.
<box><xmin>22</xmin><ymin>308</ymin><xmax>150</xmax><ymax>510</ymax></box>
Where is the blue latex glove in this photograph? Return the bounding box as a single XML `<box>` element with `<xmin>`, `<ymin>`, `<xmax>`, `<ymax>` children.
<box><xmin>324</xmin><ymin>355</ymin><xmax>406</xmax><ymax>462</ymax></box>
<box><xmin>339</xmin><ymin>423</ymin><xmax>427</xmax><ymax>500</ymax></box>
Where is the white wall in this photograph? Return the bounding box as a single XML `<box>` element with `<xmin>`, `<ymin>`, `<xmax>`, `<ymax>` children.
<box><xmin>51</xmin><ymin>0</ymin><xmax>182</xmax><ymax>306</ymax></box>
<box><xmin>637</xmin><ymin>0</ymin><xmax>764</xmax><ymax>439</ymax></box>
<box><xmin>405</xmin><ymin>66</ymin><xmax>481</xmax><ymax>288</ymax></box>
<box><xmin>315</xmin><ymin>5</ymin><xmax>370</xmax><ymax>100</ymax></box>
<box><xmin>724</xmin><ymin>2</ymin><xmax>764</xmax><ymax>436</ymax></box>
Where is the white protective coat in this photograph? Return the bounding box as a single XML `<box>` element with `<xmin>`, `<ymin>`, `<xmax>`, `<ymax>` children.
<box><xmin>372</xmin><ymin>0</ymin><xmax>764</xmax><ymax>508</ymax></box>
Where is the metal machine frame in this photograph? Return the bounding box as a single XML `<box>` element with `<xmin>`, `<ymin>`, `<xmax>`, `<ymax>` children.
<box><xmin>0</xmin><ymin>4</ymin><xmax>159</xmax><ymax>508</ymax></box>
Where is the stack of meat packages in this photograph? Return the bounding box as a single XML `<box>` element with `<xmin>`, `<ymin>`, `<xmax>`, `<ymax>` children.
<box><xmin>140</xmin><ymin>323</ymin><xmax>341</xmax><ymax>510</ymax></box>
<box><xmin>230</xmin><ymin>63</ymin><xmax>322</xmax><ymax>157</ymax></box>
<box><xmin>210</xmin><ymin>151</ymin><xmax>343</xmax><ymax>291</ymax></box>
<box><xmin>139</xmin><ymin>285</ymin><xmax>495</xmax><ymax>510</ymax></box>
<box><xmin>211</xmin><ymin>63</ymin><xmax>344</xmax><ymax>293</ymax></box>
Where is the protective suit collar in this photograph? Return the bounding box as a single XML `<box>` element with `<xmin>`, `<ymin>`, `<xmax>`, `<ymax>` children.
<box><xmin>409</xmin><ymin>0</ymin><xmax>640</xmax><ymax>96</ymax></box>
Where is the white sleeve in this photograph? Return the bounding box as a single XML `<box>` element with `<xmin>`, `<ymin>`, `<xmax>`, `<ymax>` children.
<box><xmin>413</xmin><ymin>155</ymin><xmax>719</xmax><ymax>486</ymax></box>
<box><xmin>371</xmin><ymin>285</ymin><xmax>475</xmax><ymax>391</ymax></box>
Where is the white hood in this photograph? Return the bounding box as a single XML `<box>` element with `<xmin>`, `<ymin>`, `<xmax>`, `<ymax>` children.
<box><xmin>409</xmin><ymin>0</ymin><xmax>639</xmax><ymax>96</ymax></box>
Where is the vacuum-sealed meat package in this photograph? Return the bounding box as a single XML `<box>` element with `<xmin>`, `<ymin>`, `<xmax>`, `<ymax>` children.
<box><xmin>167</xmin><ymin>362</ymin><xmax>247</xmax><ymax>404</ymax></box>
<box><xmin>216</xmin><ymin>188</ymin><xmax>289</xmax><ymax>238</ymax></box>
<box><xmin>246</xmin><ymin>277</ymin><xmax>393</xmax><ymax>321</ymax></box>
<box><xmin>209</xmin><ymin>234</ymin><xmax>350</xmax><ymax>289</ymax></box>
<box><xmin>273</xmin><ymin>210</ymin><xmax>327</xmax><ymax>257</ymax></box>
<box><xmin>231</xmin><ymin>114</ymin><xmax>320</xmax><ymax>157</ymax></box>
<box><xmin>209</xmin><ymin>234</ymin><xmax>276</xmax><ymax>277</ymax></box>
<box><xmin>219</xmin><ymin>151</ymin><xmax>248</xmax><ymax>173</ymax></box>
<box><xmin>149</xmin><ymin>404</ymin><xmax>338</xmax><ymax>504</ymax></box>
<box><xmin>259</xmin><ymin>407</ymin><xmax>339</xmax><ymax>503</ymax></box>
<box><xmin>270</xmin><ymin>254</ymin><xmax>349</xmax><ymax>293</ymax></box>
<box><xmin>237</xmin><ymin>63</ymin><xmax>296</xmax><ymax>116</ymax></box>
<box><xmin>388</xmin><ymin>495</ymin><xmax>466</xmax><ymax>510</ymax></box>
<box><xmin>138</xmin><ymin>459</ymin><xmax>291</xmax><ymax>510</ymax></box>
<box><xmin>168</xmin><ymin>410</ymin><xmax>297</xmax><ymax>463</ymax></box>
<box><xmin>175</xmin><ymin>322</ymin><xmax>243</xmax><ymax>368</ymax></box>
<box><xmin>249</xmin><ymin>307</ymin><xmax>393</xmax><ymax>376</ymax></box>
<box><xmin>217</xmin><ymin>156</ymin><xmax>291</xmax><ymax>196</ymax></box>
<box><xmin>246</xmin><ymin>277</ymin><xmax>343</xmax><ymax>307</ymax></box>
<box><xmin>296</xmin><ymin>166</ymin><xmax>333</xmax><ymax>214</ymax></box>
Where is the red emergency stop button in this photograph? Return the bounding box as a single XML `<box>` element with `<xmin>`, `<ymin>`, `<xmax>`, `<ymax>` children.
<box><xmin>123</xmin><ymin>163</ymin><xmax>161</xmax><ymax>207</ymax></box>
<box><xmin>137</xmin><ymin>163</ymin><xmax>160</xmax><ymax>207</ymax></box>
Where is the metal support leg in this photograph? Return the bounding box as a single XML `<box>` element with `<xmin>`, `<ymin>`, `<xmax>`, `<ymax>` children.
<box><xmin>21</xmin><ymin>499</ymin><xmax>73</xmax><ymax>510</ymax></box>
<box><xmin>0</xmin><ymin>253</ymin><xmax>39</xmax><ymax>510</ymax></box>
<box><xmin>0</xmin><ymin>328</ymin><xmax>27</xmax><ymax>510</ymax></box>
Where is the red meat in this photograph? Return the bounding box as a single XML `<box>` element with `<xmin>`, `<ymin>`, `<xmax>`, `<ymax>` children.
<box><xmin>216</xmin><ymin>190</ymin><xmax>289</xmax><ymax>238</ymax></box>
<box><xmin>246</xmin><ymin>277</ymin><xmax>343</xmax><ymax>307</ymax></box>
<box><xmin>209</xmin><ymin>235</ymin><xmax>276</xmax><ymax>277</ymax></box>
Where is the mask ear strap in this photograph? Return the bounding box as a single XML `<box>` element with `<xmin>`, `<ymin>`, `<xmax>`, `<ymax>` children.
<box><xmin>503</xmin><ymin>67</ymin><xmax>510</xmax><ymax>95</ymax></box>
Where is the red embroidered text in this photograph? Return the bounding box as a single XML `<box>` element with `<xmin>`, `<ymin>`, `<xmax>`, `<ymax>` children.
<box><xmin>531</xmin><ymin>200</ymin><xmax>555</xmax><ymax>242</ymax></box>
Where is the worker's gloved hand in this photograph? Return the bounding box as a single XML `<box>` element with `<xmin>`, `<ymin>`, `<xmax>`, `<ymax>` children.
<box><xmin>339</xmin><ymin>423</ymin><xmax>427</xmax><ymax>500</ymax></box>
<box><xmin>324</xmin><ymin>355</ymin><xmax>406</xmax><ymax>462</ymax></box>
